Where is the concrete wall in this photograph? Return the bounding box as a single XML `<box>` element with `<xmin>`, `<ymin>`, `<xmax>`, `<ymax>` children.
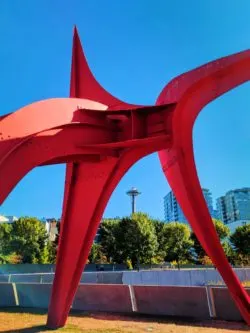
<box><xmin>96</xmin><ymin>272</ymin><xmax>123</xmax><ymax>284</ymax></box>
<box><xmin>212</xmin><ymin>287</ymin><xmax>250</xmax><ymax>321</ymax></box>
<box><xmin>122</xmin><ymin>268</ymin><xmax>250</xmax><ymax>286</ymax></box>
<box><xmin>133</xmin><ymin>285</ymin><xmax>210</xmax><ymax>319</ymax></box>
<box><xmin>16</xmin><ymin>284</ymin><xmax>52</xmax><ymax>308</ymax></box>
<box><xmin>0</xmin><ymin>264</ymin><xmax>127</xmax><ymax>274</ymax></box>
<box><xmin>0</xmin><ymin>274</ymin><xmax>10</xmax><ymax>282</ymax></box>
<box><xmin>40</xmin><ymin>273</ymin><xmax>54</xmax><ymax>283</ymax></box>
<box><xmin>10</xmin><ymin>274</ymin><xmax>42</xmax><ymax>283</ymax></box>
<box><xmin>1</xmin><ymin>268</ymin><xmax>249</xmax><ymax>286</ymax></box>
<box><xmin>0</xmin><ymin>283</ymin><xmax>16</xmax><ymax>306</ymax></box>
<box><xmin>80</xmin><ymin>272</ymin><xmax>123</xmax><ymax>284</ymax></box>
<box><xmin>0</xmin><ymin>264</ymin><xmax>55</xmax><ymax>274</ymax></box>
<box><xmin>80</xmin><ymin>272</ymin><xmax>97</xmax><ymax>284</ymax></box>
<box><xmin>0</xmin><ymin>283</ymin><xmax>249</xmax><ymax>322</ymax></box>
<box><xmin>1</xmin><ymin>271</ymin><xmax>124</xmax><ymax>285</ymax></box>
<box><xmin>73</xmin><ymin>284</ymin><xmax>133</xmax><ymax>313</ymax></box>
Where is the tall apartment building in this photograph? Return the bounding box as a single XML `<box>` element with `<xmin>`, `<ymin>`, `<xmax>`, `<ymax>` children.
<box><xmin>164</xmin><ymin>188</ymin><xmax>216</xmax><ymax>223</ymax></box>
<box><xmin>216</xmin><ymin>188</ymin><xmax>250</xmax><ymax>224</ymax></box>
<box><xmin>216</xmin><ymin>196</ymin><xmax>227</xmax><ymax>223</ymax></box>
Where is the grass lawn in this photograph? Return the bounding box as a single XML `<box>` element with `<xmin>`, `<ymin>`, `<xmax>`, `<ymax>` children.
<box><xmin>0</xmin><ymin>308</ymin><xmax>248</xmax><ymax>333</ymax></box>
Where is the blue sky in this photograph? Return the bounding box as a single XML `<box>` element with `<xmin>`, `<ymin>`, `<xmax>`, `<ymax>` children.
<box><xmin>0</xmin><ymin>1</ymin><xmax>250</xmax><ymax>220</ymax></box>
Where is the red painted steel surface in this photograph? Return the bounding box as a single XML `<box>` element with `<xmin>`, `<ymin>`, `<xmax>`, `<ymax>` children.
<box><xmin>0</xmin><ymin>27</ymin><xmax>249</xmax><ymax>327</ymax></box>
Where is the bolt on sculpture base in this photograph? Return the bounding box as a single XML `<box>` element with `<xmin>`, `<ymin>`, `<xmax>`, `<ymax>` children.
<box><xmin>0</xmin><ymin>27</ymin><xmax>249</xmax><ymax>328</ymax></box>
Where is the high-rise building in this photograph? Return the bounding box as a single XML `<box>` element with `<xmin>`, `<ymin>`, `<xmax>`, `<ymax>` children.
<box><xmin>216</xmin><ymin>196</ymin><xmax>227</xmax><ymax>223</ymax></box>
<box><xmin>164</xmin><ymin>188</ymin><xmax>216</xmax><ymax>223</ymax></box>
<box><xmin>164</xmin><ymin>191</ymin><xmax>187</xmax><ymax>223</ymax></box>
<box><xmin>216</xmin><ymin>188</ymin><xmax>250</xmax><ymax>224</ymax></box>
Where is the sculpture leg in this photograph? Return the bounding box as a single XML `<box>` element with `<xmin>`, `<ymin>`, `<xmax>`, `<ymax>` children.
<box><xmin>159</xmin><ymin>147</ymin><xmax>250</xmax><ymax>324</ymax></box>
<box><xmin>47</xmin><ymin>148</ymin><xmax>144</xmax><ymax>329</ymax></box>
<box><xmin>47</xmin><ymin>158</ymin><xmax>118</xmax><ymax>328</ymax></box>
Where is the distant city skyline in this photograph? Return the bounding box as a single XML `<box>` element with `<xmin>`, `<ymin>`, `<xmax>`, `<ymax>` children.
<box><xmin>164</xmin><ymin>188</ymin><xmax>217</xmax><ymax>224</ymax></box>
<box><xmin>2</xmin><ymin>185</ymin><xmax>250</xmax><ymax>225</ymax></box>
<box><xmin>164</xmin><ymin>187</ymin><xmax>250</xmax><ymax>225</ymax></box>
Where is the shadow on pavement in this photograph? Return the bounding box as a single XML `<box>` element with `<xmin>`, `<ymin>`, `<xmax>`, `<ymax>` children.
<box><xmin>0</xmin><ymin>308</ymin><xmax>248</xmax><ymax>332</ymax></box>
<box><xmin>71</xmin><ymin>310</ymin><xmax>249</xmax><ymax>331</ymax></box>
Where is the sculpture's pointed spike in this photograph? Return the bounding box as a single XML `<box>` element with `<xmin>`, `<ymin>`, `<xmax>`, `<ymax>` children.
<box><xmin>70</xmin><ymin>26</ymin><xmax>138</xmax><ymax>109</ymax></box>
<box><xmin>70</xmin><ymin>26</ymin><xmax>85</xmax><ymax>98</ymax></box>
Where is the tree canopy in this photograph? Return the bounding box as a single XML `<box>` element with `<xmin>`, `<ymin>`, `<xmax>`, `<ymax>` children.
<box><xmin>0</xmin><ymin>213</ymin><xmax>248</xmax><ymax>267</ymax></box>
<box><xmin>10</xmin><ymin>217</ymin><xmax>50</xmax><ymax>263</ymax></box>
<box><xmin>100</xmin><ymin>213</ymin><xmax>158</xmax><ymax>268</ymax></box>
<box><xmin>161</xmin><ymin>222</ymin><xmax>193</xmax><ymax>267</ymax></box>
<box><xmin>191</xmin><ymin>219</ymin><xmax>230</xmax><ymax>262</ymax></box>
<box><xmin>0</xmin><ymin>223</ymin><xmax>12</xmax><ymax>255</ymax></box>
<box><xmin>230</xmin><ymin>224</ymin><xmax>250</xmax><ymax>254</ymax></box>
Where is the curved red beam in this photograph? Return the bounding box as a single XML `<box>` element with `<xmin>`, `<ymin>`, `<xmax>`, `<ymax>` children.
<box><xmin>0</xmin><ymin>28</ymin><xmax>249</xmax><ymax>327</ymax></box>
<box><xmin>157</xmin><ymin>50</ymin><xmax>250</xmax><ymax>324</ymax></box>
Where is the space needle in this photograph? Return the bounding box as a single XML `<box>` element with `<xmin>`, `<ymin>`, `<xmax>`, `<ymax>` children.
<box><xmin>126</xmin><ymin>187</ymin><xmax>141</xmax><ymax>214</ymax></box>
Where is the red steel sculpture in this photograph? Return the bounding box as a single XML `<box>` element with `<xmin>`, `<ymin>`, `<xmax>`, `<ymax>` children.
<box><xmin>0</xmin><ymin>28</ymin><xmax>249</xmax><ymax>327</ymax></box>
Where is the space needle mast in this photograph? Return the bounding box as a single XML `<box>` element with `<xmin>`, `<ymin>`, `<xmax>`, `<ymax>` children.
<box><xmin>126</xmin><ymin>187</ymin><xmax>141</xmax><ymax>214</ymax></box>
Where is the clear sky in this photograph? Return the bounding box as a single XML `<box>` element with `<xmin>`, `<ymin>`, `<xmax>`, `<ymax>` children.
<box><xmin>0</xmin><ymin>0</ymin><xmax>250</xmax><ymax>220</ymax></box>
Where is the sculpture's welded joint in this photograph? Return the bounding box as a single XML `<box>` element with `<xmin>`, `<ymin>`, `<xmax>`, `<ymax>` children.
<box><xmin>75</xmin><ymin>104</ymin><xmax>174</xmax><ymax>149</ymax></box>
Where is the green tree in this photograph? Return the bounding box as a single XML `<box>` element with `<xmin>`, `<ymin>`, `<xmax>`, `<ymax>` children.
<box><xmin>151</xmin><ymin>219</ymin><xmax>165</xmax><ymax>248</ymax></box>
<box><xmin>0</xmin><ymin>223</ymin><xmax>13</xmax><ymax>254</ymax></box>
<box><xmin>230</xmin><ymin>224</ymin><xmax>250</xmax><ymax>265</ymax></box>
<box><xmin>214</xmin><ymin>219</ymin><xmax>230</xmax><ymax>239</ymax></box>
<box><xmin>46</xmin><ymin>240</ymin><xmax>57</xmax><ymax>264</ymax></box>
<box><xmin>151</xmin><ymin>219</ymin><xmax>169</xmax><ymax>262</ymax></box>
<box><xmin>118</xmin><ymin>213</ymin><xmax>158</xmax><ymax>268</ymax></box>
<box><xmin>88</xmin><ymin>243</ymin><xmax>107</xmax><ymax>264</ymax></box>
<box><xmin>10</xmin><ymin>217</ymin><xmax>49</xmax><ymax>263</ymax></box>
<box><xmin>191</xmin><ymin>219</ymin><xmax>230</xmax><ymax>262</ymax></box>
<box><xmin>100</xmin><ymin>213</ymin><xmax>158</xmax><ymax>268</ymax></box>
<box><xmin>99</xmin><ymin>218</ymin><xmax>120</xmax><ymax>263</ymax></box>
<box><xmin>222</xmin><ymin>240</ymin><xmax>235</xmax><ymax>263</ymax></box>
<box><xmin>162</xmin><ymin>222</ymin><xmax>193</xmax><ymax>268</ymax></box>
<box><xmin>0</xmin><ymin>252</ymin><xmax>22</xmax><ymax>264</ymax></box>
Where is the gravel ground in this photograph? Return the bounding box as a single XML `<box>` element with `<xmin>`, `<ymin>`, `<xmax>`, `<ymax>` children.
<box><xmin>0</xmin><ymin>309</ymin><xmax>248</xmax><ymax>333</ymax></box>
